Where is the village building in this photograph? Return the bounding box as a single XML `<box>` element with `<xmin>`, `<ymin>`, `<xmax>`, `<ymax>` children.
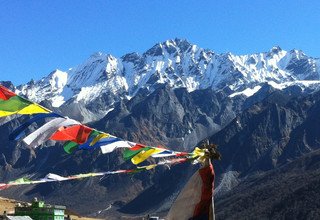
<box><xmin>14</xmin><ymin>198</ymin><xmax>66</xmax><ymax>220</ymax></box>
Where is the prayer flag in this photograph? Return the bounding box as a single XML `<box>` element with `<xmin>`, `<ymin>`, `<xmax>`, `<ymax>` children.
<box><xmin>0</xmin><ymin>85</ymin><xmax>16</xmax><ymax>100</ymax></box>
<box><xmin>131</xmin><ymin>148</ymin><xmax>165</xmax><ymax>165</ymax></box>
<box><xmin>50</xmin><ymin>124</ymin><xmax>93</xmax><ymax>144</ymax></box>
<box><xmin>90</xmin><ymin>133</ymin><xmax>110</xmax><ymax>146</ymax></box>
<box><xmin>63</xmin><ymin>141</ymin><xmax>79</xmax><ymax>154</ymax></box>
<box><xmin>167</xmin><ymin>162</ymin><xmax>215</xmax><ymax>220</ymax></box>
<box><xmin>0</xmin><ymin>88</ymin><xmax>50</xmax><ymax>117</ymax></box>
<box><xmin>23</xmin><ymin>117</ymin><xmax>80</xmax><ymax>148</ymax></box>
<box><xmin>98</xmin><ymin>138</ymin><xmax>133</xmax><ymax>154</ymax></box>
<box><xmin>9</xmin><ymin>112</ymin><xmax>62</xmax><ymax>140</ymax></box>
<box><xmin>123</xmin><ymin>146</ymin><xmax>151</xmax><ymax>161</ymax></box>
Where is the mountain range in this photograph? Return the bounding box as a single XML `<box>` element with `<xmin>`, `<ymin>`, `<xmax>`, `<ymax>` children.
<box><xmin>1</xmin><ymin>39</ymin><xmax>320</xmax><ymax>219</ymax></box>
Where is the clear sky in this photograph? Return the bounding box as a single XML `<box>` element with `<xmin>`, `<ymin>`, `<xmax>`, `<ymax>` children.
<box><xmin>1</xmin><ymin>0</ymin><xmax>319</xmax><ymax>85</ymax></box>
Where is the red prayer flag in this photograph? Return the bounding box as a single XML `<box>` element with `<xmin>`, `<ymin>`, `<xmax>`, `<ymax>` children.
<box><xmin>175</xmin><ymin>152</ymin><xmax>189</xmax><ymax>157</ymax></box>
<box><xmin>50</xmin><ymin>124</ymin><xmax>93</xmax><ymax>144</ymax></box>
<box><xmin>0</xmin><ymin>85</ymin><xmax>16</xmax><ymax>100</ymax></box>
<box><xmin>129</xmin><ymin>143</ymin><xmax>146</xmax><ymax>151</ymax></box>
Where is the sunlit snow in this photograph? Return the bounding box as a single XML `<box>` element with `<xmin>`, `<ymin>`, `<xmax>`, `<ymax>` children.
<box><xmin>229</xmin><ymin>85</ymin><xmax>262</xmax><ymax>98</ymax></box>
<box><xmin>17</xmin><ymin>40</ymin><xmax>320</xmax><ymax>111</ymax></box>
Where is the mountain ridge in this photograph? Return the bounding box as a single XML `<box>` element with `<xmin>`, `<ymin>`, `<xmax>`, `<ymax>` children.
<box><xmin>13</xmin><ymin>39</ymin><xmax>320</xmax><ymax>122</ymax></box>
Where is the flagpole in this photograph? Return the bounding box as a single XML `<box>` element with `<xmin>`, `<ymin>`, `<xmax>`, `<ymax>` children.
<box><xmin>212</xmin><ymin>195</ymin><xmax>215</xmax><ymax>220</ymax></box>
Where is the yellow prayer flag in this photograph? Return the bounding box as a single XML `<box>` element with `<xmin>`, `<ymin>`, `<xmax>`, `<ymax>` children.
<box><xmin>192</xmin><ymin>147</ymin><xmax>205</xmax><ymax>157</ymax></box>
<box><xmin>131</xmin><ymin>148</ymin><xmax>164</xmax><ymax>165</ymax></box>
<box><xmin>18</xmin><ymin>104</ymin><xmax>50</xmax><ymax>115</ymax></box>
<box><xmin>90</xmin><ymin>133</ymin><xmax>110</xmax><ymax>146</ymax></box>
<box><xmin>145</xmin><ymin>164</ymin><xmax>157</xmax><ymax>170</ymax></box>
<box><xmin>191</xmin><ymin>147</ymin><xmax>208</xmax><ymax>163</ymax></box>
<box><xmin>0</xmin><ymin>110</ymin><xmax>17</xmax><ymax>117</ymax></box>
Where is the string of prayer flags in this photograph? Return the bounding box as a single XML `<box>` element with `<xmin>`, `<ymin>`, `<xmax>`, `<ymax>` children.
<box><xmin>0</xmin><ymin>84</ymin><xmax>201</xmax><ymax>165</ymax></box>
<box><xmin>0</xmin><ymin>157</ymin><xmax>191</xmax><ymax>190</ymax></box>
<box><xmin>0</xmin><ymin>83</ymin><xmax>219</xmax><ymax>203</ymax></box>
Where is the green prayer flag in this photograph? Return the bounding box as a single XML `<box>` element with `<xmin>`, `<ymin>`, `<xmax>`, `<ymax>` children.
<box><xmin>9</xmin><ymin>177</ymin><xmax>32</xmax><ymax>184</ymax></box>
<box><xmin>0</xmin><ymin>96</ymin><xmax>32</xmax><ymax>112</ymax></box>
<box><xmin>89</xmin><ymin>129</ymin><xmax>101</xmax><ymax>138</ymax></box>
<box><xmin>63</xmin><ymin>141</ymin><xmax>79</xmax><ymax>154</ymax></box>
<box><xmin>123</xmin><ymin>147</ymin><xmax>151</xmax><ymax>161</ymax></box>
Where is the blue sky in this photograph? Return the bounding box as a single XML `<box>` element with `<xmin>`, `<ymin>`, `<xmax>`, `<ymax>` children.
<box><xmin>1</xmin><ymin>0</ymin><xmax>319</xmax><ymax>85</ymax></box>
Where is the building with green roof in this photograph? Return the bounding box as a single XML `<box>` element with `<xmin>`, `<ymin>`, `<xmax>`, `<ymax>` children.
<box><xmin>14</xmin><ymin>198</ymin><xmax>66</xmax><ymax>220</ymax></box>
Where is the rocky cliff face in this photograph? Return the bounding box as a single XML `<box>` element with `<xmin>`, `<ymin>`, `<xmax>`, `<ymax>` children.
<box><xmin>216</xmin><ymin>149</ymin><xmax>320</xmax><ymax>219</ymax></box>
<box><xmin>209</xmin><ymin>89</ymin><xmax>320</xmax><ymax>219</ymax></box>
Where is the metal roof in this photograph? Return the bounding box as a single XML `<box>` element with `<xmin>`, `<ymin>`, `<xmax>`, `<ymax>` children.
<box><xmin>6</xmin><ymin>216</ymin><xmax>33</xmax><ymax>220</ymax></box>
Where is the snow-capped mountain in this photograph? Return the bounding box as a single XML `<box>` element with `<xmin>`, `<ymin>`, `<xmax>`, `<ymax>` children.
<box><xmin>16</xmin><ymin>39</ymin><xmax>320</xmax><ymax>122</ymax></box>
<box><xmin>2</xmin><ymin>39</ymin><xmax>320</xmax><ymax>219</ymax></box>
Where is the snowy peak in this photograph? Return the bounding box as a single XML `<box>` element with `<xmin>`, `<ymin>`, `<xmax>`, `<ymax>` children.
<box><xmin>121</xmin><ymin>52</ymin><xmax>142</xmax><ymax>63</ymax></box>
<box><xmin>284</xmin><ymin>49</ymin><xmax>320</xmax><ymax>80</ymax></box>
<box><xmin>145</xmin><ymin>38</ymin><xmax>193</xmax><ymax>57</ymax></box>
<box><xmin>68</xmin><ymin>53</ymin><xmax>121</xmax><ymax>88</ymax></box>
<box><xmin>48</xmin><ymin>69</ymin><xmax>68</xmax><ymax>91</ymax></box>
<box><xmin>17</xmin><ymin>40</ymin><xmax>320</xmax><ymax>120</ymax></box>
<box><xmin>16</xmin><ymin>69</ymin><xmax>69</xmax><ymax>107</ymax></box>
<box><xmin>269</xmin><ymin>46</ymin><xmax>282</xmax><ymax>54</ymax></box>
